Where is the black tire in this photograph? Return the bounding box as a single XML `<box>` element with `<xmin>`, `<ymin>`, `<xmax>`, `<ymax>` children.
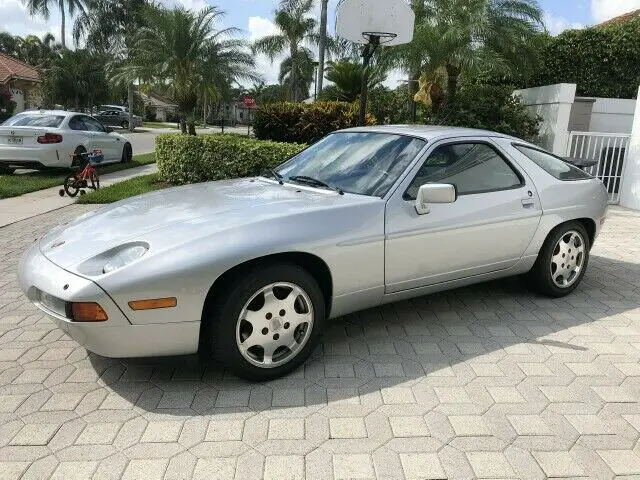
<box><xmin>121</xmin><ymin>120</ymin><xmax>129</xmax><ymax>130</ymax></box>
<box><xmin>121</xmin><ymin>143</ymin><xmax>133</xmax><ymax>163</ymax></box>
<box><xmin>526</xmin><ymin>221</ymin><xmax>590</xmax><ymax>297</ymax></box>
<box><xmin>0</xmin><ymin>165</ymin><xmax>15</xmax><ymax>175</ymax></box>
<box><xmin>63</xmin><ymin>173</ymin><xmax>80</xmax><ymax>197</ymax></box>
<box><xmin>207</xmin><ymin>263</ymin><xmax>326</xmax><ymax>381</ymax></box>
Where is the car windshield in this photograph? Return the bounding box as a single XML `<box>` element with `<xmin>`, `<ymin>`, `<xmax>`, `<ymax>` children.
<box><xmin>2</xmin><ymin>114</ymin><xmax>65</xmax><ymax>128</ymax></box>
<box><xmin>275</xmin><ymin>132</ymin><xmax>426</xmax><ymax>197</ymax></box>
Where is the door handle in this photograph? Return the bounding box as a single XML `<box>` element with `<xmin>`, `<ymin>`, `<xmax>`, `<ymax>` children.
<box><xmin>521</xmin><ymin>198</ymin><xmax>535</xmax><ymax>208</ymax></box>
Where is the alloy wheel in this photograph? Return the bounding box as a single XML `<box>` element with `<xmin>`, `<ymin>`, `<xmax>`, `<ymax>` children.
<box><xmin>236</xmin><ymin>282</ymin><xmax>314</xmax><ymax>368</ymax></box>
<box><xmin>550</xmin><ymin>230</ymin><xmax>585</xmax><ymax>288</ymax></box>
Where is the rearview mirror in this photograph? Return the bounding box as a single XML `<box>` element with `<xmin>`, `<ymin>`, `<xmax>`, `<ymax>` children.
<box><xmin>105</xmin><ymin>126</ymin><xmax>114</xmax><ymax>133</ymax></box>
<box><xmin>415</xmin><ymin>183</ymin><xmax>456</xmax><ymax>215</ymax></box>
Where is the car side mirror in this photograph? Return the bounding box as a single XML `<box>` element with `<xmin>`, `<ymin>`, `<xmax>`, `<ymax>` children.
<box><xmin>415</xmin><ymin>183</ymin><xmax>457</xmax><ymax>215</ymax></box>
<box><xmin>105</xmin><ymin>126</ymin><xmax>114</xmax><ymax>133</ymax></box>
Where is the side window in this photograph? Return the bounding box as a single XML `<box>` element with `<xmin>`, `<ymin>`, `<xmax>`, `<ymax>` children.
<box><xmin>82</xmin><ymin>116</ymin><xmax>106</xmax><ymax>132</ymax></box>
<box><xmin>405</xmin><ymin>142</ymin><xmax>523</xmax><ymax>200</ymax></box>
<box><xmin>68</xmin><ymin>116</ymin><xmax>86</xmax><ymax>131</ymax></box>
<box><xmin>514</xmin><ymin>145</ymin><xmax>592</xmax><ymax>181</ymax></box>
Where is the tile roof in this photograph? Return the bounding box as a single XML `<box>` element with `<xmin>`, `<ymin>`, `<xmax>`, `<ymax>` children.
<box><xmin>597</xmin><ymin>9</ymin><xmax>640</xmax><ymax>27</ymax></box>
<box><xmin>0</xmin><ymin>53</ymin><xmax>40</xmax><ymax>84</ymax></box>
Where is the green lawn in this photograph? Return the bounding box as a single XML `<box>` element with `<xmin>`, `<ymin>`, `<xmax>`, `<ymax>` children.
<box><xmin>77</xmin><ymin>173</ymin><xmax>168</xmax><ymax>204</ymax></box>
<box><xmin>0</xmin><ymin>153</ymin><xmax>156</xmax><ymax>200</ymax></box>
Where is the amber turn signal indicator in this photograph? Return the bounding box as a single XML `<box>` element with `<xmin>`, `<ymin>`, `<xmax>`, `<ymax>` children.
<box><xmin>128</xmin><ymin>297</ymin><xmax>177</xmax><ymax>311</ymax></box>
<box><xmin>70</xmin><ymin>302</ymin><xmax>108</xmax><ymax>322</ymax></box>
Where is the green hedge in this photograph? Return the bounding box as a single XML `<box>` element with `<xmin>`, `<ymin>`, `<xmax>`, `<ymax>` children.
<box><xmin>253</xmin><ymin>101</ymin><xmax>376</xmax><ymax>144</ymax></box>
<box><xmin>156</xmin><ymin>134</ymin><xmax>306</xmax><ymax>184</ymax></box>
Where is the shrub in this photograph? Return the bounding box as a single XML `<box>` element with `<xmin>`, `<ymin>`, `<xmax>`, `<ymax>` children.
<box><xmin>156</xmin><ymin>134</ymin><xmax>306</xmax><ymax>184</ymax></box>
<box><xmin>423</xmin><ymin>84</ymin><xmax>541</xmax><ymax>143</ymax></box>
<box><xmin>253</xmin><ymin>101</ymin><xmax>375</xmax><ymax>144</ymax></box>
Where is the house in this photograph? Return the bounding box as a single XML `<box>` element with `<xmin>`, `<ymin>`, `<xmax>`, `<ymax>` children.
<box><xmin>139</xmin><ymin>91</ymin><xmax>178</xmax><ymax>122</ymax></box>
<box><xmin>597</xmin><ymin>9</ymin><xmax>640</xmax><ymax>26</ymax></box>
<box><xmin>0</xmin><ymin>53</ymin><xmax>41</xmax><ymax>112</ymax></box>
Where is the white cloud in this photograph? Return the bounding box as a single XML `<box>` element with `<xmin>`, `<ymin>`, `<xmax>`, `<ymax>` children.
<box><xmin>247</xmin><ymin>16</ymin><xmax>283</xmax><ymax>84</ymax></box>
<box><xmin>591</xmin><ymin>0</ymin><xmax>640</xmax><ymax>22</ymax></box>
<box><xmin>0</xmin><ymin>0</ymin><xmax>64</xmax><ymax>43</ymax></box>
<box><xmin>543</xmin><ymin>12</ymin><xmax>583</xmax><ymax>35</ymax></box>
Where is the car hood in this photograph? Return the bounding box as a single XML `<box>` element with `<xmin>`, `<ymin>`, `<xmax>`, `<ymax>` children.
<box><xmin>39</xmin><ymin>177</ymin><xmax>377</xmax><ymax>269</ymax></box>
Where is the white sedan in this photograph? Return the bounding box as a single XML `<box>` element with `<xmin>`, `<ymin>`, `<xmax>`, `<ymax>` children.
<box><xmin>0</xmin><ymin>110</ymin><xmax>133</xmax><ymax>173</ymax></box>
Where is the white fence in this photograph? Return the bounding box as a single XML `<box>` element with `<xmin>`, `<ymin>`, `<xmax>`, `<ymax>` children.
<box><xmin>566</xmin><ymin>132</ymin><xmax>631</xmax><ymax>204</ymax></box>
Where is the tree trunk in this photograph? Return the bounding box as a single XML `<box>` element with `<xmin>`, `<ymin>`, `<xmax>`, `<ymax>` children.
<box><xmin>187</xmin><ymin>121</ymin><xmax>196</xmax><ymax>135</ymax></box>
<box><xmin>202</xmin><ymin>91</ymin><xmax>207</xmax><ymax>127</ymax></box>
<box><xmin>317</xmin><ymin>0</ymin><xmax>328</xmax><ymax>95</ymax></box>
<box><xmin>408</xmin><ymin>69</ymin><xmax>419</xmax><ymax>122</ymax></box>
<box><xmin>180</xmin><ymin>118</ymin><xmax>187</xmax><ymax>134</ymax></box>
<box><xmin>59</xmin><ymin>0</ymin><xmax>66</xmax><ymax>48</ymax></box>
<box><xmin>127</xmin><ymin>83</ymin><xmax>134</xmax><ymax>131</ymax></box>
<box><xmin>446</xmin><ymin>64</ymin><xmax>460</xmax><ymax>102</ymax></box>
<box><xmin>290</xmin><ymin>47</ymin><xmax>298</xmax><ymax>102</ymax></box>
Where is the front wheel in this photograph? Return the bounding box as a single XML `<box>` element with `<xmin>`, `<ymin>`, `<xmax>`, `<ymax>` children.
<box><xmin>63</xmin><ymin>173</ymin><xmax>80</xmax><ymax>197</ymax></box>
<box><xmin>90</xmin><ymin>172</ymin><xmax>100</xmax><ymax>190</ymax></box>
<box><xmin>526</xmin><ymin>221</ymin><xmax>590</xmax><ymax>297</ymax></box>
<box><xmin>208</xmin><ymin>263</ymin><xmax>325</xmax><ymax>380</ymax></box>
<box><xmin>0</xmin><ymin>165</ymin><xmax>15</xmax><ymax>175</ymax></box>
<box><xmin>121</xmin><ymin>143</ymin><xmax>132</xmax><ymax>163</ymax></box>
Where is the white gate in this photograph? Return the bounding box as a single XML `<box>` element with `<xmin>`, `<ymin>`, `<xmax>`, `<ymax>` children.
<box><xmin>566</xmin><ymin>132</ymin><xmax>631</xmax><ymax>204</ymax></box>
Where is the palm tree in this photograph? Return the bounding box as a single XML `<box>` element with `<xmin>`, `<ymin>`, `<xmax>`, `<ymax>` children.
<box><xmin>317</xmin><ymin>0</ymin><xmax>329</xmax><ymax>94</ymax></box>
<box><xmin>278</xmin><ymin>48</ymin><xmax>315</xmax><ymax>101</ymax></box>
<box><xmin>436</xmin><ymin>0</ymin><xmax>543</xmax><ymax>100</ymax></box>
<box><xmin>254</xmin><ymin>0</ymin><xmax>318</xmax><ymax>102</ymax></box>
<box><xmin>74</xmin><ymin>0</ymin><xmax>148</xmax><ymax>130</ymax></box>
<box><xmin>127</xmin><ymin>5</ymin><xmax>258</xmax><ymax>135</ymax></box>
<box><xmin>391</xmin><ymin>0</ymin><xmax>542</xmax><ymax>117</ymax></box>
<box><xmin>22</xmin><ymin>0</ymin><xmax>86</xmax><ymax>48</ymax></box>
<box><xmin>325</xmin><ymin>60</ymin><xmax>386</xmax><ymax>102</ymax></box>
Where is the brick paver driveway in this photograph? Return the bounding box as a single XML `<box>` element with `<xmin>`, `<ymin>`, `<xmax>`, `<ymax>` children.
<box><xmin>1</xmin><ymin>205</ymin><xmax>640</xmax><ymax>479</ymax></box>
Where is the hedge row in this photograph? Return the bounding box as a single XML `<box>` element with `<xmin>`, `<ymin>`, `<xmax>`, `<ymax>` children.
<box><xmin>253</xmin><ymin>101</ymin><xmax>376</xmax><ymax>144</ymax></box>
<box><xmin>156</xmin><ymin>134</ymin><xmax>306</xmax><ymax>184</ymax></box>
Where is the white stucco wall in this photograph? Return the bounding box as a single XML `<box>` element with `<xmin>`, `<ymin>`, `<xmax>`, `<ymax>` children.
<box><xmin>588</xmin><ymin>97</ymin><xmax>637</xmax><ymax>134</ymax></box>
<box><xmin>513</xmin><ymin>83</ymin><xmax>576</xmax><ymax>155</ymax></box>
<box><xmin>619</xmin><ymin>87</ymin><xmax>640</xmax><ymax>210</ymax></box>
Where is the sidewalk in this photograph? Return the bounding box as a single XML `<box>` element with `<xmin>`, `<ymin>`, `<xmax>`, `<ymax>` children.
<box><xmin>0</xmin><ymin>163</ymin><xmax>158</xmax><ymax>228</ymax></box>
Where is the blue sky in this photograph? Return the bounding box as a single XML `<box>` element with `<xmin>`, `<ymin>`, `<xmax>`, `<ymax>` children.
<box><xmin>3</xmin><ymin>0</ymin><xmax>639</xmax><ymax>84</ymax></box>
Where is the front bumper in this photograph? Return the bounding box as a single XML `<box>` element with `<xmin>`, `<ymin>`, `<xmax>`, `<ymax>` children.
<box><xmin>18</xmin><ymin>242</ymin><xmax>200</xmax><ymax>358</ymax></box>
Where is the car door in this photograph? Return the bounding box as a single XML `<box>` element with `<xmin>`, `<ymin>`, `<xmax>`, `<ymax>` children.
<box><xmin>81</xmin><ymin>115</ymin><xmax>121</xmax><ymax>162</ymax></box>
<box><xmin>384</xmin><ymin>138</ymin><xmax>542</xmax><ymax>293</ymax></box>
<box><xmin>68</xmin><ymin>115</ymin><xmax>96</xmax><ymax>154</ymax></box>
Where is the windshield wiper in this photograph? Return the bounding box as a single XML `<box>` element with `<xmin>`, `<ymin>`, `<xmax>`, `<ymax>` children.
<box><xmin>261</xmin><ymin>168</ymin><xmax>283</xmax><ymax>185</ymax></box>
<box><xmin>289</xmin><ymin>175</ymin><xmax>344</xmax><ymax>195</ymax></box>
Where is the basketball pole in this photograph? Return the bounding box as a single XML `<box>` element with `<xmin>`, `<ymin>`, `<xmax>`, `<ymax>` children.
<box><xmin>359</xmin><ymin>35</ymin><xmax>381</xmax><ymax>126</ymax></box>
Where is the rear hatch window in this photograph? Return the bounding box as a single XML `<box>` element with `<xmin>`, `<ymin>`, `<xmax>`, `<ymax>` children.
<box><xmin>2</xmin><ymin>114</ymin><xmax>65</xmax><ymax>128</ymax></box>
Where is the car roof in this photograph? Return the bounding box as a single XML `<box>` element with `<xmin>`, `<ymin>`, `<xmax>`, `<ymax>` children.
<box><xmin>338</xmin><ymin>125</ymin><xmax>520</xmax><ymax>142</ymax></box>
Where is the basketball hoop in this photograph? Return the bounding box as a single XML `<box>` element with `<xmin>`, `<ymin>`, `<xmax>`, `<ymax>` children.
<box><xmin>336</xmin><ymin>0</ymin><xmax>415</xmax><ymax>125</ymax></box>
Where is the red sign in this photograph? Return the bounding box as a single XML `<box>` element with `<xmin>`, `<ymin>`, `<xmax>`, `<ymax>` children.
<box><xmin>243</xmin><ymin>96</ymin><xmax>256</xmax><ymax>108</ymax></box>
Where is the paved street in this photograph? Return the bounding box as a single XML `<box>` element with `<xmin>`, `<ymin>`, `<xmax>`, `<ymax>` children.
<box><xmin>1</xmin><ymin>206</ymin><xmax>640</xmax><ymax>479</ymax></box>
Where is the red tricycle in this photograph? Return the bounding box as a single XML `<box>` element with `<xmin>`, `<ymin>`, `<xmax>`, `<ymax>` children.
<box><xmin>59</xmin><ymin>149</ymin><xmax>104</xmax><ymax>197</ymax></box>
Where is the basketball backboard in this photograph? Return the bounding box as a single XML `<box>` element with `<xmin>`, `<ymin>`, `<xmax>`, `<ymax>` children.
<box><xmin>336</xmin><ymin>0</ymin><xmax>415</xmax><ymax>46</ymax></box>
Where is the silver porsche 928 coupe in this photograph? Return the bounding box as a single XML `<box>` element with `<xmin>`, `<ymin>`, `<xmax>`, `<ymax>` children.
<box><xmin>19</xmin><ymin>126</ymin><xmax>608</xmax><ymax>380</ymax></box>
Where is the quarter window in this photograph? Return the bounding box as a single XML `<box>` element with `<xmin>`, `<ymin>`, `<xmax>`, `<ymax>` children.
<box><xmin>405</xmin><ymin>142</ymin><xmax>522</xmax><ymax>199</ymax></box>
<box><xmin>514</xmin><ymin>145</ymin><xmax>592</xmax><ymax>180</ymax></box>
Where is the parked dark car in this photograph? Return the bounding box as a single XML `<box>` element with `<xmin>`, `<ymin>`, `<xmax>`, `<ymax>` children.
<box><xmin>94</xmin><ymin>110</ymin><xmax>142</xmax><ymax>129</ymax></box>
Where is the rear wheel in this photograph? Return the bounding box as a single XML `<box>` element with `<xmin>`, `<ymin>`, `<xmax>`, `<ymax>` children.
<box><xmin>208</xmin><ymin>263</ymin><xmax>325</xmax><ymax>380</ymax></box>
<box><xmin>121</xmin><ymin>120</ymin><xmax>129</xmax><ymax>130</ymax></box>
<box><xmin>121</xmin><ymin>143</ymin><xmax>132</xmax><ymax>163</ymax></box>
<box><xmin>63</xmin><ymin>173</ymin><xmax>80</xmax><ymax>197</ymax></box>
<box><xmin>526</xmin><ymin>221</ymin><xmax>590</xmax><ymax>297</ymax></box>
